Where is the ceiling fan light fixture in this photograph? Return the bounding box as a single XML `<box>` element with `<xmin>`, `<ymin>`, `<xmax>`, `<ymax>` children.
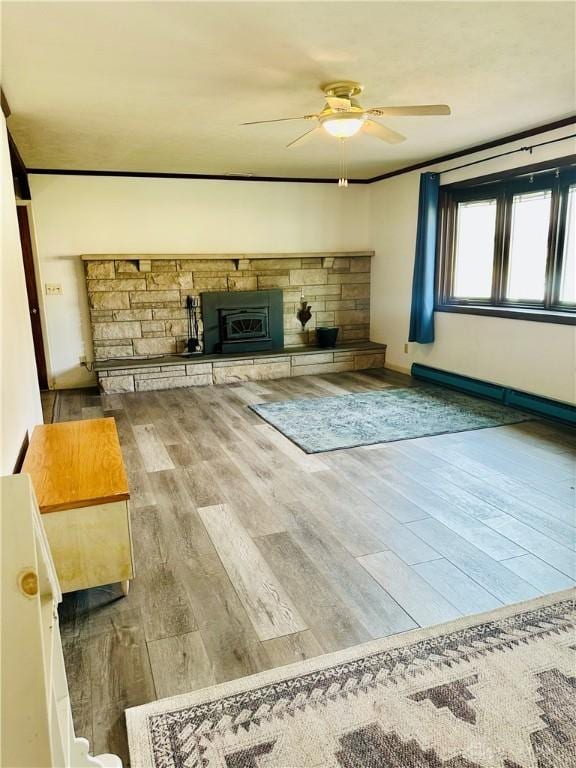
<box><xmin>321</xmin><ymin>113</ymin><xmax>365</xmax><ymax>138</ymax></box>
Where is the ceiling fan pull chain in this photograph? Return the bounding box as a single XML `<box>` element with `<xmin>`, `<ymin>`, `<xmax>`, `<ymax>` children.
<box><xmin>338</xmin><ymin>138</ymin><xmax>349</xmax><ymax>188</ymax></box>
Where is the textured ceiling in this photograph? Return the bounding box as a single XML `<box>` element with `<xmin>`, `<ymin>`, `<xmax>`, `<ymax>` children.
<box><xmin>2</xmin><ymin>1</ymin><xmax>575</xmax><ymax>179</ymax></box>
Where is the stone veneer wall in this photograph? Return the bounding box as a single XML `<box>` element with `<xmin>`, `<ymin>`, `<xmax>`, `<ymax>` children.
<box><xmin>84</xmin><ymin>255</ymin><xmax>371</xmax><ymax>361</ymax></box>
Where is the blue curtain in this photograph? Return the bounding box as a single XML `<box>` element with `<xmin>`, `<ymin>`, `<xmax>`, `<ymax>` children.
<box><xmin>408</xmin><ymin>172</ymin><xmax>439</xmax><ymax>344</ymax></box>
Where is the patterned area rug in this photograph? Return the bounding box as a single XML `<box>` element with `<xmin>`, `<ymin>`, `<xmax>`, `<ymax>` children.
<box><xmin>126</xmin><ymin>591</ymin><xmax>575</xmax><ymax>768</ymax></box>
<box><xmin>249</xmin><ymin>386</ymin><xmax>532</xmax><ymax>453</ymax></box>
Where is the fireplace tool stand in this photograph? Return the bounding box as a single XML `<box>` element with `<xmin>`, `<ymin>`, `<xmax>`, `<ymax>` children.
<box><xmin>185</xmin><ymin>295</ymin><xmax>200</xmax><ymax>354</ymax></box>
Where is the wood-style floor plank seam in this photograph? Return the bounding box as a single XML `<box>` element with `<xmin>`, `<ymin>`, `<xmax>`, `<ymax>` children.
<box><xmin>197</xmin><ymin>503</ymin><xmax>308</xmax><ymax>641</ymax></box>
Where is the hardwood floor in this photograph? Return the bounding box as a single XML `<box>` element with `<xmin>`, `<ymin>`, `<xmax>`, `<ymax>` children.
<box><xmin>54</xmin><ymin>370</ymin><xmax>576</xmax><ymax>765</ymax></box>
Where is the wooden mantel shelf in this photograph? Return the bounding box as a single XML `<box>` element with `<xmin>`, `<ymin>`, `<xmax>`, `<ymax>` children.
<box><xmin>22</xmin><ymin>418</ymin><xmax>129</xmax><ymax>513</ymax></box>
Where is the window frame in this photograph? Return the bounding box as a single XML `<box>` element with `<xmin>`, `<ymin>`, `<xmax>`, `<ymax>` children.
<box><xmin>436</xmin><ymin>161</ymin><xmax>576</xmax><ymax>326</ymax></box>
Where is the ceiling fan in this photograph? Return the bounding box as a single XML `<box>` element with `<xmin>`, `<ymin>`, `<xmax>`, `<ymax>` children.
<box><xmin>241</xmin><ymin>81</ymin><xmax>451</xmax><ymax>148</ymax></box>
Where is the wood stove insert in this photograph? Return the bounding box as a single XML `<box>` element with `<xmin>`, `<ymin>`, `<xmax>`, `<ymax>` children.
<box><xmin>202</xmin><ymin>289</ymin><xmax>284</xmax><ymax>354</ymax></box>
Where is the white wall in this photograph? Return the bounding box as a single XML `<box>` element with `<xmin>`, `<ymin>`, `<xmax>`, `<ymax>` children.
<box><xmin>29</xmin><ymin>175</ymin><xmax>370</xmax><ymax>388</ymax></box>
<box><xmin>370</xmin><ymin>125</ymin><xmax>576</xmax><ymax>404</ymax></box>
<box><xmin>1</xmin><ymin>117</ymin><xmax>42</xmax><ymax>473</ymax></box>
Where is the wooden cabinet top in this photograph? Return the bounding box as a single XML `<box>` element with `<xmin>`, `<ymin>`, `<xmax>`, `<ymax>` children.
<box><xmin>22</xmin><ymin>418</ymin><xmax>130</xmax><ymax>513</ymax></box>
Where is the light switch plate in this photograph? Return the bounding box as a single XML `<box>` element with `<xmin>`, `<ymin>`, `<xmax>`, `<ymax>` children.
<box><xmin>45</xmin><ymin>283</ymin><xmax>63</xmax><ymax>296</ymax></box>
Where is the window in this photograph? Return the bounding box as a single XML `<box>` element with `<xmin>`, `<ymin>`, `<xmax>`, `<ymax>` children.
<box><xmin>452</xmin><ymin>199</ymin><xmax>497</xmax><ymax>299</ymax></box>
<box><xmin>437</xmin><ymin>163</ymin><xmax>576</xmax><ymax>324</ymax></box>
<box><xmin>506</xmin><ymin>190</ymin><xmax>551</xmax><ymax>302</ymax></box>
<box><xmin>560</xmin><ymin>186</ymin><xmax>575</xmax><ymax>304</ymax></box>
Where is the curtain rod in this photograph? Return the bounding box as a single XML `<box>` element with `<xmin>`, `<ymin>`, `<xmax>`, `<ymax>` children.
<box><xmin>437</xmin><ymin>132</ymin><xmax>576</xmax><ymax>177</ymax></box>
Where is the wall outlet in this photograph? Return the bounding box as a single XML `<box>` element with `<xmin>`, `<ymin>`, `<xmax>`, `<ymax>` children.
<box><xmin>404</xmin><ymin>343</ymin><xmax>409</xmax><ymax>354</ymax></box>
<box><xmin>45</xmin><ymin>283</ymin><xmax>63</xmax><ymax>296</ymax></box>
<box><xmin>79</xmin><ymin>355</ymin><xmax>87</xmax><ymax>366</ymax></box>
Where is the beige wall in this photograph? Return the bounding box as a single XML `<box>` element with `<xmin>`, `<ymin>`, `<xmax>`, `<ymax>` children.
<box><xmin>1</xmin><ymin>118</ymin><xmax>42</xmax><ymax>473</ymax></box>
<box><xmin>29</xmin><ymin>175</ymin><xmax>370</xmax><ymax>388</ymax></box>
<box><xmin>370</xmin><ymin>125</ymin><xmax>576</xmax><ymax>404</ymax></box>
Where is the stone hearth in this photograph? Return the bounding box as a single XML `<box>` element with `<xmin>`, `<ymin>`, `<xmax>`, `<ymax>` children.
<box><xmin>95</xmin><ymin>342</ymin><xmax>386</xmax><ymax>394</ymax></box>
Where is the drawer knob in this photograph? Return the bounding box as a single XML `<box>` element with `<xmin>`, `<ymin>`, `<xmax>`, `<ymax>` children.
<box><xmin>18</xmin><ymin>569</ymin><xmax>38</xmax><ymax>597</ymax></box>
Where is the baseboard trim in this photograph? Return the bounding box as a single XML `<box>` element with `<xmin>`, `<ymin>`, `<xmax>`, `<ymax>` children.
<box><xmin>384</xmin><ymin>362</ymin><xmax>412</xmax><ymax>376</ymax></box>
<box><xmin>411</xmin><ymin>364</ymin><xmax>576</xmax><ymax>426</ymax></box>
<box><xmin>12</xmin><ymin>431</ymin><xmax>29</xmax><ymax>474</ymax></box>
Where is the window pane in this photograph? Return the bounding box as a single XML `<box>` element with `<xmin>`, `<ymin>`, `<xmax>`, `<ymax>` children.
<box><xmin>506</xmin><ymin>190</ymin><xmax>551</xmax><ymax>302</ymax></box>
<box><xmin>560</xmin><ymin>186</ymin><xmax>575</xmax><ymax>304</ymax></box>
<box><xmin>453</xmin><ymin>199</ymin><xmax>497</xmax><ymax>299</ymax></box>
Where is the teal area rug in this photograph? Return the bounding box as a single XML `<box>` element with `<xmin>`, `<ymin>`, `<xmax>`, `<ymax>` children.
<box><xmin>250</xmin><ymin>386</ymin><xmax>532</xmax><ymax>453</ymax></box>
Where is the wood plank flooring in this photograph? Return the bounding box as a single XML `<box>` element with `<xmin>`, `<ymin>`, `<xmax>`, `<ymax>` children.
<box><xmin>54</xmin><ymin>370</ymin><xmax>575</xmax><ymax>765</ymax></box>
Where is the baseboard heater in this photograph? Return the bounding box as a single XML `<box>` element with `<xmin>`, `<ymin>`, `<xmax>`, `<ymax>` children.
<box><xmin>411</xmin><ymin>363</ymin><xmax>576</xmax><ymax>427</ymax></box>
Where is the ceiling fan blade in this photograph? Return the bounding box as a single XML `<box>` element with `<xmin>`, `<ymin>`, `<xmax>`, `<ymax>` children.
<box><xmin>362</xmin><ymin>120</ymin><xmax>406</xmax><ymax>144</ymax></box>
<box><xmin>326</xmin><ymin>96</ymin><xmax>351</xmax><ymax>112</ymax></box>
<box><xmin>241</xmin><ymin>115</ymin><xmax>316</xmax><ymax>126</ymax></box>
<box><xmin>367</xmin><ymin>104</ymin><xmax>451</xmax><ymax>117</ymax></box>
<box><xmin>286</xmin><ymin>126</ymin><xmax>320</xmax><ymax>149</ymax></box>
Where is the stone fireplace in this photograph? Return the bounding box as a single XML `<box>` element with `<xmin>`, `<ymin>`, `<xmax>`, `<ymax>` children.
<box><xmin>83</xmin><ymin>253</ymin><xmax>372</xmax><ymax>360</ymax></box>
<box><xmin>82</xmin><ymin>252</ymin><xmax>386</xmax><ymax>393</ymax></box>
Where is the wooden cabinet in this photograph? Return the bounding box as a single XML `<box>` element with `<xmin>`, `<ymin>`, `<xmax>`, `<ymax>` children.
<box><xmin>41</xmin><ymin>500</ymin><xmax>133</xmax><ymax>594</ymax></box>
<box><xmin>21</xmin><ymin>418</ymin><xmax>133</xmax><ymax>595</ymax></box>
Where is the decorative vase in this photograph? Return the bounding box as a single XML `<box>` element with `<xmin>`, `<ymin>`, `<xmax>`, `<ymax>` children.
<box><xmin>316</xmin><ymin>326</ymin><xmax>339</xmax><ymax>348</ymax></box>
<box><xmin>297</xmin><ymin>300</ymin><xmax>312</xmax><ymax>329</ymax></box>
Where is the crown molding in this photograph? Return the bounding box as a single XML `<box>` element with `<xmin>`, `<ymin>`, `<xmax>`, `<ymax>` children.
<box><xmin>26</xmin><ymin>167</ymin><xmax>370</xmax><ymax>184</ymax></box>
<box><xmin>367</xmin><ymin>115</ymin><xmax>576</xmax><ymax>183</ymax></box>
